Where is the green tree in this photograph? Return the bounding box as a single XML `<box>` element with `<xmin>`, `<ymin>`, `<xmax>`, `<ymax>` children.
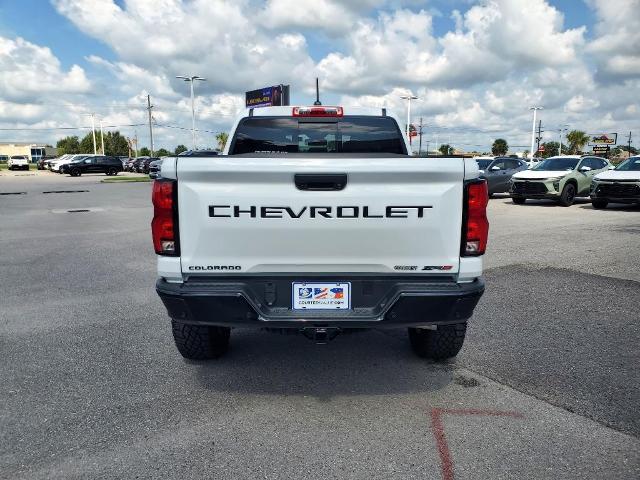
<box><xmin>155</xmin><ymin>148</ymin><xmax>170</xmax><ymax>157</ymax></box>
<box><xmin>541</xmin><ymin>141</ymin><xmax>559</xmax><ymax>158</ymax></box>
<box><xmin>139</xmin><ymin>147</ymin><xmax>151</xmax><ymax>156</ymax></box>
<box><xmin>438</xmin><ymin>144</ymin><xmax>453</xmax><ymax>155</ymax></box>
<box><xmin>215</xmin><ymin>132</ymin><xmax>229</xmax><ymax>151</ymax></box>
<box><xmin>103</xmin><ymin>131</ymin><xmax>129</xmax><ymax>156</ymax></box>
<box><xmin>56</xmin><ymin>136</ymin><xmax>80</xmax><ymax>155</ymax></box>
<box><xmin>174</xmin><ymin>144</ymin><xmax>188</xmax><ymax>155</ymax></box>
<box><xmin>79</xmin><ymin>132</ymin><xmax>100</xmax><ymax>154</ymax></box>
<box><xmin>491</xmin><ymin>138</ymin><xmax>508</xmax><ymax>156</ymax></box>
<box><xmin>566</xmin><ymin>130</ymin><xmax>589</xmax><ymax>154</ymax></box>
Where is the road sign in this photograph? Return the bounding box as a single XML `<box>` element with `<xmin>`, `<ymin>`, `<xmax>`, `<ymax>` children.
<box><xmin>592</xmin><ymin>146</ymin><xmax>610</xmax><ymax>154</ymax></box>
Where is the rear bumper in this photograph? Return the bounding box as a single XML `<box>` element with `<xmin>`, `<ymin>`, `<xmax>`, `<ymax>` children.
<box><xmin>156</xmin><ymin>275</ymin><xmax>484</xmax><ymax>328</ymax></box>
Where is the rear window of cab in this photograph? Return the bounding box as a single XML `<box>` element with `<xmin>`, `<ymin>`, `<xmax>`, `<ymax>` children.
<box><xmin>229</xmin><ymin>116</ymin><xmax>407</xmax><ymax>155</ymax></box>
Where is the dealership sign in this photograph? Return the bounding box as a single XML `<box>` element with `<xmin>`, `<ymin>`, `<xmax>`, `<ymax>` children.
<box><xmin>588</xmin><ymin>133</ymin><xmax>617</xmax><ymax>146</ymax></box>
<box><xmin>245</xmin><ymin>85</ymin><xmax>290</xmax><ymax>108</ymax></box>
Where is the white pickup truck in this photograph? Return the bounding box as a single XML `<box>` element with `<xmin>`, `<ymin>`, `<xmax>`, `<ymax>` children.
<box><xmin>154</xmin><ymin>106</ymin><xmax>488</xmax><ymax>361</ymax></box>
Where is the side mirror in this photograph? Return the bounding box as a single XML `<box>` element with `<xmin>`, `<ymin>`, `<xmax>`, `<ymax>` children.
<box><xmin>578</xmin><ymin>166</ymin><xmax>592</xmax><ymax>172</ymax></box>
<box><xmin>85</xmin><ymin>159</ymin><xmax>92</xmax><ymax>164</ymax></box>
<box><xmin>608</xmin><ymin>165</ymin><xmax>615</xmax><ymax>170</ymax></box>
<box><xmin>490</xmin><ymin>165</ymin><xmax>501</xmax><ymax>171</ymax></box>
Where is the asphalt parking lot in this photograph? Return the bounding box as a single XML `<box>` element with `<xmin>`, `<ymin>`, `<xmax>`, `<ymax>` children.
<box><xmin>1</xmin><ymin>170</ymin><xmax>639</xmax><ymax>479</ymax></box>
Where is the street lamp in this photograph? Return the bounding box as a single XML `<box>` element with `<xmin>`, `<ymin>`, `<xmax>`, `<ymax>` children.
<box><xmin>176</xmin><ymin>75</ymin><xmax>206</xmax><ymax>149</ymax></box>
<box><xmin>400</xmin><ymin>94</ymin><xmax>418</xmax><ymax>141</ymax></box>
<box><xmin>529</xmin><ymin>106</ymin><xmax>543</xmax><ymax>159</ymax></box>
<box><xmin>558</xmin><ymin>124</ymin><xmax>569</xmax><ymax>155</ymax></box>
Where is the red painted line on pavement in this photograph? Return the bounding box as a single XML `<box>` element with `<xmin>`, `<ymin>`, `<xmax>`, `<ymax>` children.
<box><xmin>430</xmin><ymin>407</ymin><xmax>524</xmax><ymax>480</ymax></box>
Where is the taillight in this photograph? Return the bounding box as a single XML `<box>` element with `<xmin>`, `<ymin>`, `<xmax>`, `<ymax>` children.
<box><xmin>292</xmin><ymin>106</ymin><xmax>343</xmax><ymax>117</ymax></box>
<box><xmin>462</xmin><ymin>180</ymin><xmax>489</xmax><ymax>256</ymax></box>
<box><xmin>151</xmin><ymin>179</ymin><xmax>179</xmax><ymax>255</ymax></box>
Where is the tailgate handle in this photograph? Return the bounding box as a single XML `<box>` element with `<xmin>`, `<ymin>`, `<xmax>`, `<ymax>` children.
<box><xmin>295</xmin><ymin>174</ymin><xmax>347</xmax><ymax>191</ymax></box>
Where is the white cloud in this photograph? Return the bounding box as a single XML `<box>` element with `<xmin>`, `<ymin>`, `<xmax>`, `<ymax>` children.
<box><xmin>587</xmin><ymin>0</ymin><xmax>640</xmax><ymax>80</ymax></box>
<box><xmin>0</xmin><ymin>0</ymin><xmax>635</xmax><ymax>152</ymax></box>
<box><xmin>0</xmin><ymin>36</ymin><xmax>90</xmax><ymax>102</ymax></box>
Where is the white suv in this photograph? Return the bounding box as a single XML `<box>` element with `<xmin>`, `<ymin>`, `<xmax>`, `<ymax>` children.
<box><xmin>7</xmin><ymin>155</ymin><xmax>30</xmax><ymax>171</ymax></box>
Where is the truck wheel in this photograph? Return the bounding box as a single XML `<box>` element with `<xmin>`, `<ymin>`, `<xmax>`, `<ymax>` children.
<box><xmin>591</xmin><ymin>199</ymin><xmax>608</xmax><ymax>209</ymax></box>
<box><xmin>558</xmin><ymin>183</ymin><xmax>576</xmax><ymax>206</ymax></box>
<box><xmin>171</xmin><ymin>321</ymin><xmax>230</xmax><ymax>360</ymax></box>
<box><xmin>512</xmin><ymin>197</ymin><xmax>526</xmax><ymax>204</ymax></box>
<box><xmin>107</xmin><ymin>167</ymin><xmax>118</xmax><ymax>176</ymax></box>
<box><xmin>408</xmin><ymin>323</ymin><xmax>467</xmax><ymax>360</ymax></box>
<box><xmin>71</xmin><ymin>168</ymin><xmax>81</xmax><ymax>177</ymax></box>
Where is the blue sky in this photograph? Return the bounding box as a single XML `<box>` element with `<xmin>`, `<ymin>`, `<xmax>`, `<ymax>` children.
<box><xmin>0</xmin><ymin>0</ymin><xmax>637</xmax><ymax>151</ymax></box>
<box><xmin>0</xmin><ymin>0</ymin><xmax>597</xmax><ymax>70</ymax></box>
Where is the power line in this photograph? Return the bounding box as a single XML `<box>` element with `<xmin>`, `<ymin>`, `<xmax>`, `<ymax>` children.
<box><xmin>0</xmin><ymin>123</ymin><xmax>146</xmax><ymax>131</ymax></box>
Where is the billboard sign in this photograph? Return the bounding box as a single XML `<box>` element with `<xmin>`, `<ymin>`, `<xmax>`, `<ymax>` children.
<box><xmin>592</xmin><ymin>145</ymin><xmax>610</xmax><ymax>154</ymax></box>
<box><xmin>588</xmin><ymin>133</ymin><xmax>617</xmax><ymax>146</ymax></box>
<box><xmin>245</xmin><ymin>85</ymin><xmax>290</xmax><ymax>108</ymax></box>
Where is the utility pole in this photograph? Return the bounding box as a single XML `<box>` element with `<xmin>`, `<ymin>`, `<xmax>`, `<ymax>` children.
<box><xmin>90</xmin><ymin>113</ymin><xmax>97</xmax><ymax>155</ymax></box>
<box><xmin>134</xmin><ymin>131</ymin><xmax>138</xmax><ymax>158</ymax></box>
<box><xmin>628</xmin><ymin>131</ymin><xmax>633</xmax><ymax>158</ymax></box>
<box><xmin>99</xmin><ymin>119</ymin><xmax>105</xmax><ymax>154</ymax></box>
<box><xmin>147</xmin><ymin>94</ymin><xmax>154</xmax><ymax>157</ymax></box>
<box><xmin>529</xmin><ymin>106</ymin><xmax>543</xmax><ymax>159</ymax></box>
<box><xmin>536</xmin><ymin>120</ymin><xmax>543</xmax><ymax>155</ymax></box>
<box><xmin>418</xmin><ymin>117</ymin><xmax>423</xmax><ymax>156</ymax></box>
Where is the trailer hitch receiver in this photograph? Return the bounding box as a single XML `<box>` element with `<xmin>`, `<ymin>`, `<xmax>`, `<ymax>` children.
<box><xmin>302</xmin><ymin>327</ymin><xmax>341</xmax><ymax>344</ymax></box>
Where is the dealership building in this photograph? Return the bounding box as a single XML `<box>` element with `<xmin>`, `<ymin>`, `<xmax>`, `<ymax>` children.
<box><xmin>0</xmin><ymin>142</ymin><xmax>57</xmax><ymax>163</ymax></box>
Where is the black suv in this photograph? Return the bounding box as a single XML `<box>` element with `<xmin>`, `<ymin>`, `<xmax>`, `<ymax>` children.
<box><xmin>61</xmin><ymin>156</ymin><xmax>124</xmax><ymax>176</ymax></box>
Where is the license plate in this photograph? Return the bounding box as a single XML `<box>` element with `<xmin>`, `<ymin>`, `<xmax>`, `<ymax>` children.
<box><xmin>292</xmin><ymin>282</ymin><xmax>351</xmax><ymax>310</ymax></box>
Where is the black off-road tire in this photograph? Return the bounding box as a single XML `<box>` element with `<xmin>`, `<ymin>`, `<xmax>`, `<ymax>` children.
<box><xmin>591</xmin><ymin>199</ymin><xmax>608</xmax><ymax>209</ymax></box>
<box><xmin>559</xmin><ymin>182</ymin><xmax>576</xmax><ymax>206</ymax></box>
<box><xmin>512</xmin><ymin>196</ymin><xmax>526</xmax><ymax>204</ymax></box>
<box><xmin>408</xmin><ymin>323</ymin><xmax>467</xmax><ymax>361</ymax></box>
<box><xmin>171</xmin><ymin>321</ymin><xmax>230</xmax><ymax>360</ymax></box>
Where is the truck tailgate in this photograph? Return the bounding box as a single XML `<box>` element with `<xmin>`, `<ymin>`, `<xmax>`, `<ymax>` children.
<box><xmin>176</xmin><ymin>155</ymin><xmax>465</xmax><ymax>275</ymax></box>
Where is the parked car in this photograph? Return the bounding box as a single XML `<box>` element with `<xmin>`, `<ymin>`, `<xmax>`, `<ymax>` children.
<box><xmin>177</xmin><ymin>149</ymin><xmax>219</xmax><ymax>157</ymax></box>
<box><xmin>148</xmin><ymin>158</ymin><xmax>164</xmax><ymax>179</ymax></box>
<box><xmin>124</xmin><ymin>157</ymin><xmax>138</xmax><ymax>172</ymax></box>
<box><xmin>590</xmin><ymin>156</ymin><xmax>640</xmax><ymax>209</ymax></box>
<box><xmin>523</xmin><ymin>157</ymin><xmax>544</xmax><ymax>169</ymax></box>
<box><xmin>51</xmin><ymin>154</ymin><xmax>95</xmax><ymax>172</ymax></box>
<box><xmin>473</xmin><ymin>156</ymin><xmax>495</xmax><ymax>172</ymax></box>
<box><xmin>154</xmin><ymin>105</ymin><xmax>487</xmax><ymax>361</ymax></box>
<box><xmin>139</xmin><ymin>157</ymin><xmax>160</xmax><ymax>174</ymax></box>
<box><xmin>60</xmin><ymin>155</ymin><xmax>124</xmax><ymax>176</ymax></box>
<box><xmin>510</xmin><ymin>155</ymin><xmax>611</xmax><ymax>206</ymax></box>
<box><xmin>7</xmin><ymin>155</ymin><xmax>30</xmax><ymax>171</ymax></box>
<box><xmin>479</xmin><ymin>157</ymin><xmax>528</xmax><ymax>195</ymax></box>
<box><xmin>129</xmin><ymin>157</ymin><xmax>149</xmax><ymax>173</ymax></box>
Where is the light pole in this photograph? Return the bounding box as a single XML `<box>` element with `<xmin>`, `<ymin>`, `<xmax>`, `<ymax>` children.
<box><xmin>176</xmin><ymin>75</ymin><xmax>206</xmax><ymax>150</ymax></box>
<box><xmin>99</xmin><ymin>118</ymin><xmax>105</xmax><ymax>154</ymax></box>
<box><xmin>400</xmin><ymin>94</ymin><xmax>418</xmax><ymax>141</ymax></box>
<box><xmin>558</xmin><ymin>124</ymin><xmax>568</xmax><ymax>155</ymax></box>
<box><xmin>529</xmin><ymin>106</ymin><xmax>543</xmax><ymax>159</ymax></box>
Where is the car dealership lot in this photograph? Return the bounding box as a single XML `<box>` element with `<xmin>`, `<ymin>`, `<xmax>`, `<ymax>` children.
<box><xmin>1</xmin><ymin>174</ymin><xmax>638</xmax><ymax>479</ymax></box>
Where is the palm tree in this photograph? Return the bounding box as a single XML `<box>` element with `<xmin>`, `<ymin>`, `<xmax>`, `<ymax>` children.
<box><xmin>216</xmin><ymin>132</ymin><xmax>229</xmax><ymax>151</ymax></box>
<box><xmin>566</xmin><ymin>130</ymin><xmax>589</xmax><ymax>154</ymax></box>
